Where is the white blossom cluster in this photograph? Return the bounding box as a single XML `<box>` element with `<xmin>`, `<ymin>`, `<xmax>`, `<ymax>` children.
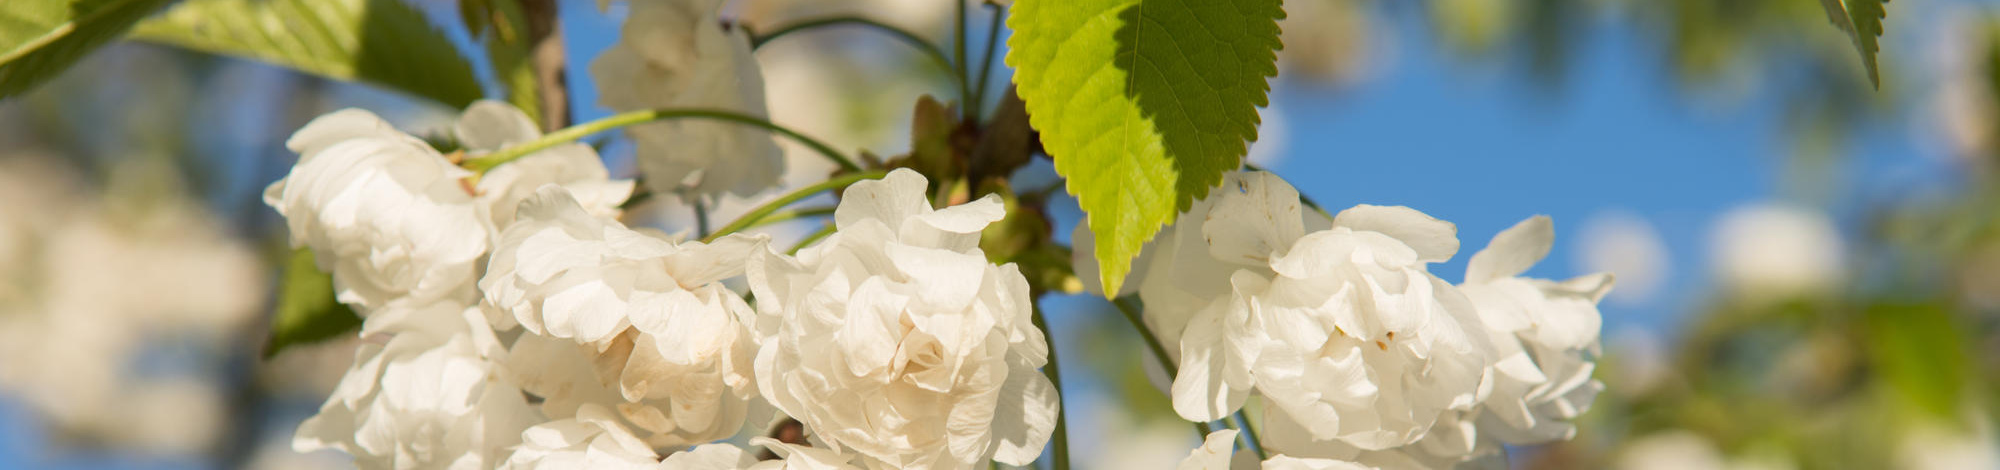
<box><xmin>1081</xmin><ymin>171</ymin><xmax>1612</xmax><ymax>469</ymax></box>
<box><xmin>270</xmin><ymin>87</ymin><xmax>1054</xmax><ymax>467</ymax></box>
<box><xmin>591</xmin><ymin>0</ymin><xmax>784</xmax><ymax>200</ymax></box>
<box><xmin>269</xmin><ymin>1</ymin><xmax>1606</xmax><ymax>467</ymax></box>
<box><xmin>0</xmin><ymin>156</ymin><xmax>266</xmax><ymax>456</ymax></box>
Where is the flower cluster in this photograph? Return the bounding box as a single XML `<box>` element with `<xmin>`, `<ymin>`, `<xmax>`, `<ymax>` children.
<box><xmin>0</xmin><ymin>156</ymin><xmax>265</xmax><ymax>455</ymax></box>
<box><xmin>272</xmin><ymin>84</ymin><xmax>1053</xmax><ymax>468</ymax></box>
<box><xmin>1084</xmin><ymin>171</ymin><xmax>1612</xmax><ymax>468</ymax></box>
<box><xmin>590</xmin><ymin>0</ymin><xmax>783</xmax><ymax>199</ymax></box>
<box><xmin>748</xmin><ymin>170</ymin><xmax>1058</xmax><ymax>469</ymax></box>
<box><xmin>269</xmin><ymin>3</ymin><xmax>1606</xmax><ymax>468</ymax></box>
<box><xmin>270</xmin><ymin>101</ymin><xmax>635</xmax><ymax>468</ymax></box>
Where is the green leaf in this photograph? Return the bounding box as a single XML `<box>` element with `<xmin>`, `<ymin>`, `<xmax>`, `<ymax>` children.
<box><xmin>1864</xmin><ymin>303</ymin><xmax>1968</xmax><ymax>421</ymax></box>
<box><xmin>1818</xmin><ymin>0</ymin><xmax>1889</xmax><ymax>88</ymax></box>
<box><xmin>1008</xmin><ymin>0</ymin><xmax>1283</xmax><ymax>295</ymax></box>
<box><xmin>128</xmin><ymin>0</ymin><xmax>482</xmax><ymax>108</ymax></box>
<box><xmin>264</xmin><ymin>247</ymin><xmax>362</xmax><ymax>359</ymax></box>
<box><xmin>461</xmin><ymin>0</ymin><xmax>540</xmax><ymax>124</ymax></box>
<box><xmin>0</xmin><ymin>0</ymin><xmax>176</xmax><ymax>99</ymax></box>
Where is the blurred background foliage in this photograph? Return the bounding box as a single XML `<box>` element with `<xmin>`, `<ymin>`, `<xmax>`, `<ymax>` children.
<box><xmin>0</xmin><ymin>0</ymin><xmax>1994</xmax><ymax>469</ymax></box>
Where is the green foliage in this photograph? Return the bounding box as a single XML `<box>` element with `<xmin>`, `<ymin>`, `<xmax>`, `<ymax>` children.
<box><xmin>461</xmin><ymin>0</ymin><xmax>540</xmax><ymax>124</ymax></box>
<box><xmin>1864</xmin><ymin>303</ymin><xmax>1970</xmax><ymax>422</ymax></box>
<box><xmin>1008</xmin><ymin>0</ymin><xmax>1283</xmax><ymax>295</ymax></box>
<box><xmin>264</xmin><ymin>247</ymin><xmax>361</xmax><ymax>359</ymax></box>
<box><xmin>1818</xmin><ymin>0</ymin><xmax>1889</xmax><ymax>88</ymax></box>
<box><xmin>0</xmin><ymin>0</ymin><xmax>176</xmax><ymax>100</ymax></box>
<box><xmin>129</xmin><ymin>0</ymin><xmax>482</xmax><ymax>108</ymax></box>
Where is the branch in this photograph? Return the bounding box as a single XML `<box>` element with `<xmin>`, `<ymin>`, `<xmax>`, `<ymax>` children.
<box><xmin>463</xmin><ymin>108</ymin><xmax>860</xmax><ymax>173</ymax></box>
<box><xmin>520</xmin><ymin>0</ymin><xmax>568</xmax><ymax>132</ymax></box>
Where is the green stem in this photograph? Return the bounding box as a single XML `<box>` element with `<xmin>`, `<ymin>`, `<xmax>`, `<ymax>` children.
<box><xmin>1112</xmin><ymin>297</ymin><xmax>1178</xmax><ymax>377</ymax></box>
<box><xmin>1112</xmin><ymin>296</ymin><xmax>1212</xmax><ymax>440</ymax></box>
<box><xmin>745</xmin><ymin>206</ymin><xmax>836</xmax><ymax>231</ymax></box>
<box><xmin>787</xmin><ymin>223</ymin><xmax>836</xmax><ymax>255</ymax></box>
<box><xmin>464</xmin><ymin>108</ymin><xmax>860</xmax><ymax>173</ymax></box>
<box><xmin>1243</xmin><ymin>163</ymin><xmax>1332</xmax><ymax>219</ymax></box>
<box><xmin>1031</xmin><ymin>304</ymin><xmax>1071</xmax><ymax>470</ymax></box>
<box><xmin>973</xmin><ymin>1</ymin><xmax>1005</xmax><ymax>120</ymax></box>
<box><xmin>703</xmin><ymin>172</ymin><xmax>886</xmax><ymax>243</ymax></box>
<box><xmin>750</xmin><ymin>16</ymin><xmax>956</xmax><ymax>80</ymax></box>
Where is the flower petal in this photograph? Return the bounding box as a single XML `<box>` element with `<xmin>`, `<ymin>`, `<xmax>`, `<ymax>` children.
<box><xmin>1331</xmin><ymin>205</ymin><xmax>1459</xmax><ymax>263</ymax></box>
<box><xmin>1466</xmin><ymin>215</ymin><xmax>1554</xmax><ymax>283</ymax></box>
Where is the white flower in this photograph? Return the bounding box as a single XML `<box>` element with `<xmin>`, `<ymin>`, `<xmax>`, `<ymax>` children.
<box><xmin>501</xmin><ymin>404</ymin><xmax>666</xmax><ymax>470</ymax></box>
<box><xmin>590</xmin><ymin>0</ymin><xmax>783</xmax><ymax>199</ymax></box>
<box><xmin>1577</xmin><ymin>211</ymin><xmax>1667</xmax><ymax>305</ymax></box>
<box><xmin>1614</xmin><ymin>431</ymin><xmax>1795</xmax><ymax>470</ymax></box>
<box><xmin>641</xmin><ymin>438</ymin><xmax>865</xmax><ymax>470</ymax></box>
<box><xmin>1179</xmin><ymin>430</ymin><xmax>1242</xmax><ymax>470</ymax></box>
<box><xmin>458</xmin><ymin>100</ymin><xmax>634</xmax><ymax>229</ymax></box>
<box><xmin>748</xmin><ymin>437</ymin><xmax>869</xmax><ymax>470</ymax></box>
<box><xmin>483</xmin><ymin>187</ymin><xmax>766</xmax><ymax>449</ymax></box>
<box><xmin>505</xmin><ymin>417</ymin><xmax>866</xmax><ymax>470</ymax></box>
<box><xmin>748</xmin><ymin>169</ymin><xmax>1058</xmax><ymax>469</ymax></box>
<box><xmin>1263</xmin><ymin>408</ymin><xmax>1504</xmax><ymax>469</ymax></box>
<box><xmin>294</xmin><ymin>302</ymin><xmax>539</xmax><ymax>469</ymax></box>
<box><xmin>659</xmin><ymin>443</ymin><xmax>761</xmax><ymax>469</ymax></box>
<box><xmin>1071</xmin><ymin>171</ymin><xmax>1333</xmax><ymax>358</ymax></box>
<box><xmin>266</xmin><ymin>109</ymin><xmax>488</xmax><ymax>310</ymax></box>
<box><xmin>1709</xmin><ymin>203</ymin><xmax>1845</xmax><ymax>300</ymax></box>
<box><xmin>0</xmin><ymin>180</ymin><xmax>264</xmax><ymax>455</ymax></box>
<box><xmin>1458</xmin><ymin>216</ymin><xmax>1612</xmax><ymax>445</ymax></box>
<box><xmin>1172</xmin><ymin>171</ymin><xmax>1494</xmax><ymax>451</ymax></box>
<box><xmin>121</xmin><ymin>378</ymin><xmax>228</xmax><ymax>455</ymax></box>
<box><xmin>1259</xmin><ymin>456</ymin><xmax>1376</xmax><ymax>470</ymax></box>
<box><xmin>1178</xmin><ymin>430</ymin><xmax>1381</xmax><ymax>470</ymax></box>
<box><xmin>1896</xmin><ymin>419</ymin><xmax>2000</xmax><ymax>470</ymax></box>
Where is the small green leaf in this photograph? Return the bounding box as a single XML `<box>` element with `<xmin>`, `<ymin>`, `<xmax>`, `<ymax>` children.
<box><xmin>264</xmin><ymin>247</ymin><xmax>361</xmax><ymax>359</ymax></box>
<box><xmin>1009</xmin><ymin>0</ymin><xmax>1283</xmax><ymax>295</ymax></box>
<box><xmin>1818</xmin><ymin>0</ymin><xmax>1889</xmax><ymax>88</ymax></box>
<box><xmin>0</xmin><ymin>0</ymin><xmax>176</xmax><ymax>99</ymax></box>
<box><xmin>129</xmin><ymin>0</ymin><xmax>483</xmax><ymax>108</ymax></box>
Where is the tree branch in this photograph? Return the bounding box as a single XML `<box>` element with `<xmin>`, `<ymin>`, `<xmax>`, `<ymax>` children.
<box><xmin>520</xmin><ymin>0</ymin><xmax>568</xmax><ymax>132</ymax></box>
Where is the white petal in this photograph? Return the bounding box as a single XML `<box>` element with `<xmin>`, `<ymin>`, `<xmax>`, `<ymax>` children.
<box><xmin>1466</xmin><ymin>215</ymin><xmax>1554</xmax><ymax>283</ymax></box>
<box><xmin>834</xmin><ymin>169</ymin><xmax>931</xmax><ymax>231</ymax></box>
<box><xmin>989</xmin><ymin>351</ymin><xmax>1059</xmax><ymax>465</ymax></box>
<box><xmin>285</xmin><ymin>108</ymin><xmax>400</xmax><ymax>157</ymax></box>
<box><xmin>1331</xmin><ymin>205</ymin><xmax>1459</xmax><ymax>263</ymax></box>
<box><xmin>1178</xmin><ymin>430</ymin><xmax>1239</xmax><ymax>470</ymax></box>
<box><xmin>886</xmin><ymin>243</ymin><xmax>986</xmax><ymax>313</ymax></box>
<box><xmin>659</xmin><ymin>443</ymin><xmax>755</xmax><ymax>469</ymax></box>
<box><xmin>456</xmin><ymin>100</ymin><xmax>543</xmax><ymax>151</ymax></box>
<box><xmin>1204</xmin><ymin>171</ymin><xmax>1306</xmax><ymax>265</ymax></box>
<box><xmin>662</xmin><ymin>233</ymin><xmax>765</xmax><ymax>286</ymax></box>
<box><xmin>1173</xmin><ymin>300</ymin><xmax>1251</xmax><ymax>421</ymax></box>
<box><xmin>1261</xmin><ymin>455</ymin><xmax>1376</xmax><ymax>470</ymax></box>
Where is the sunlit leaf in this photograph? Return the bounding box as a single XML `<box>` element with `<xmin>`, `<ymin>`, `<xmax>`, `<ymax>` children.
<box><xmin>0</xmin><ymin>0</ymin><xmax>176</xmax><ymax>99</ymax></box>
<box><xmin>129</xmin><ymin>0</ymin><xmax>482</xmax><ymax>108</ymax></box>
<box><xmin>1008</xmin><ymin>0</ymin><xmax>1283</xmax><ymax>295</ymax></box>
